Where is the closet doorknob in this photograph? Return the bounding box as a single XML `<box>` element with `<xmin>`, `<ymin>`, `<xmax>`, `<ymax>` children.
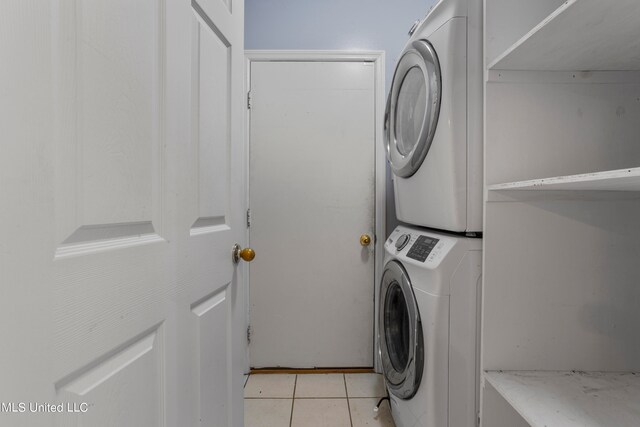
<box><xmin>232</xmin><ymin>244</ymin><xmax>256</xmax><ymax>264</ymax></box>
<box><xmin>360</xmin><ymin>234</ymin><xmax>372</xmax><ymax>247</ymax></box>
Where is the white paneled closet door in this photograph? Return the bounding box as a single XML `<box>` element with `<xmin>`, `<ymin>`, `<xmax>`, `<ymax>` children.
<box><xmin>0</xmin><ymin>0</ymin><xmax>245</xmax><ymax>426</ymax></box>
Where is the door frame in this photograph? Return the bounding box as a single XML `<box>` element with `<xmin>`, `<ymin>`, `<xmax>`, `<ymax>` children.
<box><xmin>244</xmin><ymin>50</ymin><xmax>385</xmax><ymax>371</ymax></box>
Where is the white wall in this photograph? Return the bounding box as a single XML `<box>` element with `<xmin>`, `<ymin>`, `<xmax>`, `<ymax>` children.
<box><xmin>245</xmin><ymin>0</ymin><xmax>438</xmax><ymax>235</ymax></box>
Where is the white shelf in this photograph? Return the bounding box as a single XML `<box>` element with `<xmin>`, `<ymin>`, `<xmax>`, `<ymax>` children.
<box><xmin>485</xmin><ymin>371</ymin><xmax>640</xmax><ymax>427</ymax></box>
<box><xmin>489</xmin><ymin>167</ymin><xmax>640</xmax><ymax>192</ymax></box>
<box><xmin>489</xmin><ymin>0</ymin><xmax>640</xmax><ymax>71</ymax></box>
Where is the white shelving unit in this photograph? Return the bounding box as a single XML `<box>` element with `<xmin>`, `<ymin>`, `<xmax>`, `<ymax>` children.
<box><xmin>489</xmin><ymin>167</ymin><xmax>640</xmax><ymax>192</ymax></box>
<box><xmin>484</xmin><ymin>371</ymin><xmax>640</xmax><ymax>427</ymax></box>
<box><xmin>482</xmin><ymin>1</ymin><xmax>640</xmax><ymax>426</ymax></box>
<box><xmin>487</xmin><ymin>169</ymin><xmax>640</xmax><ymax>202</ymax></box>
<box><xmin>489</xmin><ymin>0</ymin><xmax>640</xmax><ymax>71</ymax></box>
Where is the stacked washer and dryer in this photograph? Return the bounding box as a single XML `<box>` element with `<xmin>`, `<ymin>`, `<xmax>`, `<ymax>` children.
<box><xmin>378</xmin><ymin>0</ymin><xmax>483</xmax><ymax>426</ymax></box>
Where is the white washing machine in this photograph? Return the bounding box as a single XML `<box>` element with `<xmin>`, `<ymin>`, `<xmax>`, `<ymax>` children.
<box><xmin>385</xmin><ymin>0</ymin><xmax>483</xmax><ymax>232</ymax></box>
<box><xmin>378</xmin><ymin>225</ymin><xmax>481</xmax><ymax>427</ymax></box>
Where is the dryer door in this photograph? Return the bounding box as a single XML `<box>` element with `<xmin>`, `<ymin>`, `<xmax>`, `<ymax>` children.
<box><xmin>379</xmin><ymin>261</ymin><xmax>423</xmax><ymax>399</ymax></box>
<box><xmin>385</xmin><ymin>39</ymin><xmax>441</xmax><ymax>178</ymax></box>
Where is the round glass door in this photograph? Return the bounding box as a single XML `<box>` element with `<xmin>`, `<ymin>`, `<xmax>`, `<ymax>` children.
<box><xmin>378</xmin><ymin>261</ymin><xmax>423</xmax><ymax>399</ymax></box>
<box><xmin>385</xmin><ymin>282</ymin><xmax>411</xmax><ymax>372</ymax></box>
<box><xmin>385</xmin><ymin>39</ymin><xmax>441</xmax><ymax>178</ymax></box>
<box><xmin>395</xmin><ymin>67</ymin><xmax>427</xmax><ymax>157</ymax></box>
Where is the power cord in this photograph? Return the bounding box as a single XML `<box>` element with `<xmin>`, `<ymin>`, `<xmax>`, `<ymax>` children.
<box><xmin>373</xmin><ymin>396</ymin><xmax>390</xmax><ymax>413</ymax></box>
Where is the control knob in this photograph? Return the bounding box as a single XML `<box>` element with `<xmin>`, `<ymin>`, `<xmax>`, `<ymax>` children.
<box><xmin>395</xmin><ymin>234</ymin><xmax>410</xmax><ymax>251</ymax></box>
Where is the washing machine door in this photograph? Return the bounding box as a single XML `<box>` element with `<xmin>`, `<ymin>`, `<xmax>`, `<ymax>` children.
<box><xmin>385</xmin><ymin>39</ymin><xmax>441</xmax><ymax>178</ymax></box>
<box><xmin>379</xmin><ymin>261</ymin><xmax>423</xmax><ymax>399</ymax></box>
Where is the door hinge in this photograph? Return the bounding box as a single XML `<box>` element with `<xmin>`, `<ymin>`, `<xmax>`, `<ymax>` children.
<box><xmin>247</xmin><ymin>91</ymin><xmax>252</xmax><ymax>109</ymax></box>
<box><xmin>246</xmin><ymin>208</ymin><xmax>251</xmax><ymax>228</ymax></box>
<box><xmin>247</xmin><ymin>325</ymin><xmax>251</xmax><ymax>344</ymax></box>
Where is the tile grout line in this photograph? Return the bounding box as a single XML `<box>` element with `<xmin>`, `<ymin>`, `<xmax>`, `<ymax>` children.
<box><xmin>244</xmin><ymin>396</ymin><xmax>381</xmax><ymax>400</ymax></box>
<box><xmin>344</xmin><ymin>374</ymin><xmax>354</xmax><ymax>427</ymax></box>
<box><xmin>289</xmin><ymin>374</ymin><xmax>297</xmax><ymax>427</ymax></box>
<box><xmin>244</xmin><ymin>397</ymin><xmax>295</xmax><ymax>400</ymax></box>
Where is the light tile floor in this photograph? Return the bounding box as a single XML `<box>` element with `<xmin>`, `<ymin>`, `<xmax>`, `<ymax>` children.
<box><xmin>244</xmin><ymin>373</ymin><xmax>395</xmax><ymax>427</ymax></box>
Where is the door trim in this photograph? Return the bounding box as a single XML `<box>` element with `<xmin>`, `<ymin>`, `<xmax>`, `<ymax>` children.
<box><xmin>244</xmin><ymin>50</ymin><xmax>386</xmax><ymax>372</ymax></box>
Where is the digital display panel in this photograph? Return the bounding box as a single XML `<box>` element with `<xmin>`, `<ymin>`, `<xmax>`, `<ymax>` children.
<box><xmin>406</xmin><ymin>235</ymin><xmax>439</xmax><ymax>262</ymax></box>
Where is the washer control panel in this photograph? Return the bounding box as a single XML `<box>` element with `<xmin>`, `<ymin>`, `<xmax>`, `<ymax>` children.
<box><xmin>406</xmin><ymin>235</ymin><xmax>439</xmax><ymax>262</ymax></box>
<box><xmin>386</xmin><ymin>226</ymin><xmax>457</xmax><ymax>267</ymax></box>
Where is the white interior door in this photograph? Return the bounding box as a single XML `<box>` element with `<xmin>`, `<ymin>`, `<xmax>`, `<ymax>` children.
<box><xmin>248</xmin><ymin>58</ymin><xmax>377</xmax><ymax>368</ymax></box>
<box><xmin>0</xmin><ymin>1</ymin><xmax>245</xmax><ymax>426</ymax></box>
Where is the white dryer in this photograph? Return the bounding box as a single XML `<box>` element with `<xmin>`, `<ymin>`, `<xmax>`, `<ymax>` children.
<box><xmin>378</xmin><ymin>225</ymin><xmax>481</xmax><ymax>427</ymax></box>
<box><xmin>385</xmin><ymin>0</ymin><xmax>483</xmax><ymax>232</ymax></box>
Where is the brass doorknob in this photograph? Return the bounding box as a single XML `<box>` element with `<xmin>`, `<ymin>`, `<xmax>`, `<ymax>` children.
<box><xmin>360</xmin><ymin>234</ymin><xmax>372</xmax><ymax>247</ymax></box>
<box><xmin>232</xmin><ymin>244</ymin><xmax>256</xmax><ymax>264</ymax></box>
